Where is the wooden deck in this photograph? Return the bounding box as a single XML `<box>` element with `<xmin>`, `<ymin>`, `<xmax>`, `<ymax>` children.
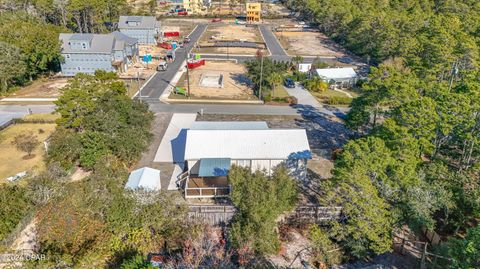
<box><xmin>185</xmin><ymin>176</ymin><xmax>231</xmax><ymax>198</ymax></box>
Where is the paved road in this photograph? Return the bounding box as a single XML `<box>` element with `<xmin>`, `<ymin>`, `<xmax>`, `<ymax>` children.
<box><xmin>149</xmin><ymin>103</ymin><xmax>299</xmax><ymax>115</ymax></box>
<box><xmin>0</xmin><ymin>104</ymin><xmax>56</xmax><ymax>127</ymax></box>
<box><xmin>259</xmin><ymin>25</ymin><xmax>287</xmax><ymax>56</ymax></box>
<box><xmin>139</xmin><ymin>24</ymin><xmax>208</xmax><ymax>100</ymax></box>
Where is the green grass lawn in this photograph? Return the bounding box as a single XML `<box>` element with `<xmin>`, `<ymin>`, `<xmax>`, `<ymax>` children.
<box><xmin>272</xmin><ymin>86</ymin><xmax>290</xmax><ymax>98</ymax></box>
<box><xmin>0</xmin><ymin>123</ymin><xmax>56</xmax><ymax>181</ymax></box>
<box><xmin>310</xmin><ymin>89</ymin><xmax>356</xmax><ymax>107</ymax></box>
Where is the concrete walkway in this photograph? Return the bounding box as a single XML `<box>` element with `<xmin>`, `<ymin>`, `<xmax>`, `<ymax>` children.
<box><xmin>153</xmin><ymin>113</ymin><xmax>197</xmax><ymax>163</ymax></box>
<box><xmin>284</xmin><ymin>84</ymin><xmax>338</xmax><ymax>117</ymax></box>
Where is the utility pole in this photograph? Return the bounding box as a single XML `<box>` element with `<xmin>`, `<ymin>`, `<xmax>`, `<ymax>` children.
<box><xmin>186</xmin><ymin>62</ymin><xmax>191</xmax><ymax>98</ymax></box>
<box><xmin>137</xmin><ymin>71</ymin><xmax>141</xmax><ymax>100</ymax></box>
<box><xmin>259</xmin><ymin>52</ymin><xmax>264</xmax><ymax>101</ymax></box>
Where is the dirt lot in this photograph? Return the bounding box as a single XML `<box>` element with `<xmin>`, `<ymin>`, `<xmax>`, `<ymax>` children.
<box><xmin>8</xmin><ymin>78</ymin><xmax>68</xmax><ymax>98</ymax></box>
<box><xmin>162</xmin><ymin>18</ymin><xmax>204</xmax><ymax>40</ymax></box>
<box><xmin>275</xmin><ymin>30</ymin><xmax>348</xmax><ymax>57</ymax></box>
<box><xmin>0</xmin><ymin>123</ymin><xmax>56</xmax><ymax>181</ymax></box>
<box><xmin>173</xmin><ymin>61</ymin><xmax>256</xmax><ymax>100</ymax></box>
<box><xmin>193</xmin><ymin>23</ymin><xmax>266</xmax><ymax>55</ymax></box>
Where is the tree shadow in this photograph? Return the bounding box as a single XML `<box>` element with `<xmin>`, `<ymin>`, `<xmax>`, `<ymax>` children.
<box><xmin>290</xmin><ymin>104</ymin><xmax>352</xmax><ymax>151</ymax></box>
<box><xmin>230</xmin><ymin>73</ymin><xmax>253</xmax><ymax>87</ymax></box>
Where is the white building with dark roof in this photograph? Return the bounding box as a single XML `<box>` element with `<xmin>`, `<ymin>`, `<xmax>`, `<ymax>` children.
<box><xmin>118</xmin><ymin>16</ymin><xmax>161</xmax><ymax>45</ymax></box>
<box><xmin>59</xmin><ymin>32</ymin><xmax>138</xmax><ymax>76</ymax></box>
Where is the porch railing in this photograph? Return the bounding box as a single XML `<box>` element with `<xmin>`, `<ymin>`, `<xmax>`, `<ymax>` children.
<box><xmin>185</xmin><ymin>185</ymin><xmax>231</xmax><ymax>199</ymax></box>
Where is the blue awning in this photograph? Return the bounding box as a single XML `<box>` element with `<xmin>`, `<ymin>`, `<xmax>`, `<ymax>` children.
<box><xmin>198</xmin><ymin>158</ymin><xmax>231</xmax><ymax>177</ymax></box>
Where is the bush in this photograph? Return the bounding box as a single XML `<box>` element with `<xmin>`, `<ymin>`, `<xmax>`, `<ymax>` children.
<box><xmin>0</xmin><ymin>185</ymin><xmax>31</xmax><ymax>241</ymax></box>
<box><xmin>285</xmin><ymin>96</ymin><xmax>298</xmax><ymax>105</ymax></box>
<box><xmin>326</xmin><ymin>96</ymin><xmax>353</xmax><ymax>105</ymax></box>
<box><xmin>229</xmin><ymin>166</ymin><xmax>298</xmax><ymax>257</ymax></box>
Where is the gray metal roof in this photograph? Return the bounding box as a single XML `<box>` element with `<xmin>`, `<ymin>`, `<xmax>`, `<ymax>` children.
<box><xmin>112</xmin><ymin>31</ymin><xmax>138</xmax><ymax>45</ymax></box>
<box><xmin>125</xmin><ymin>167</ymin><xmax>161</xmax><ymax>191</ymax></box>
<box><xmin>190</xmin><ymin>121</ymin><xmax>269</xmax><ymax>130</ymax></box>
<box><xmin>59</xmin><ymin>33</ymin><xmax>115</xmax><ymax>54</ymax></box>
<box><xmin>59</xmin><ymin>32</ymin><xmax>137</xmax><ymax>54</ymax></box>
<box><xmin>70</xmin><ymin>33</ymin><xmax>94</xmax><ymax>41</ymax></box>
<box><xmin>118</xmin><ymin>16</ymin><xmax>160</xmax><ymax>29</ymax></box>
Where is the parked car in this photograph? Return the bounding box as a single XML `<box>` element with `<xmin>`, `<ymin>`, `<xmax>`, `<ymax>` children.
<box><xmin>157</xmin><ymin>61</ymin><xmax>168</xmax><ymax>71</ymax></box>
<box><xmin>284</xmin><ymin>78</ymin><xmax>295</xmax><ymax>88</ymax></box>
<box><xmin>337</xmin><ymin>57</ymin><xmax>353</xmax><ymax>64</ymax></box>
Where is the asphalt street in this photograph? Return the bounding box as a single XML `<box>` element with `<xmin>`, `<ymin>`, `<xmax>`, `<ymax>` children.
<box><xmin>138</xmin><ymin>24</ymin><xmax>208</xmax><ymax>100</ymax></box>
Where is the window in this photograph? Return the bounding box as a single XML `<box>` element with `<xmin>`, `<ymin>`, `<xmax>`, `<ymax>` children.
<box><xmin>234</xmin><ymin>160</ymin><xmax>251</xmax><ymax>168</ymax></box>
<box><xmin>65</xmin><ymin>54</ymin><xmax>71</xmax><ymax>59</ymax></box>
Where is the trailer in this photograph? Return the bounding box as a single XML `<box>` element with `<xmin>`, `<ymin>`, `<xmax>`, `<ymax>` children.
<box><xmin>187</xmin><ymin>59</ymin><xmax>205</xmax><ymax>69</ymax></box>
<box><xmin>164</xmin><ymin>31</ymin><xmax>180</xmax><ymax>37</ymax></box>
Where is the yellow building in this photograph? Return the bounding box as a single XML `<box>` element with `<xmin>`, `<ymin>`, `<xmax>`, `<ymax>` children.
<box><xmin>246</xmin><ymin>3</ymin><xmax>261</xmax><ymax>23</ymax></box>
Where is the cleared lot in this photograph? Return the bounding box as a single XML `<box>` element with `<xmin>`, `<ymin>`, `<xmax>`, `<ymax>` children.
<box><xmin>275</xmin><ymin>30</ymin><xmax>347</xmax><ymax>57</ymax></box>
<box><xmin>7</xmin><ymin>78</ymin><xmax>68</xmax><ymax>98</ymax></box>
<box><xmin>172</xmin><ymin>61</ymin><xmax>257</xmax><ymax>100</ymax></box>
<box><xmin>193</xmin><ymin>23</ymin><xmax>267</xmax><ymax>55</ymax></box>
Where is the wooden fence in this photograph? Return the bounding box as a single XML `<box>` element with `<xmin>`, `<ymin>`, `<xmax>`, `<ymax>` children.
<box><xmin>393</xmin><ymin>235</ymin><xmax>451</xmax><ymax>269</ymax></box>
<box><xmin>188</xmin><ymin>205</ymin><xmax>236</xmax><ymax>226</ymax></box>
<box><xmin>290</xmin><ymin>206</ymin><xmax>343</xmax><ymax>223</ymax></box>
<box><xmin>188</xmin><ymin>204</ymin><xmax>343</xmax><ymax>226</ymax></box>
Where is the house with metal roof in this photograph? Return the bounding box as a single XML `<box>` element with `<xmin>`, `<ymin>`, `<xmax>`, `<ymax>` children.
<box><xmin>315</xmin><ymin>67</ymin><xmax>358</xmax><ymax>87</ymax></box>
<box><xmin>118</xmin><ymin>16</ymin><xmax>161</xmax><ymax>45</ymax></box>
<box><xmin>125</xmin><ymin>167</ymin><xmax>161</xmax><ymax>191</ymax></box>
<box><xmin>59</xmin><ymin>32</ymin><xmax>139</xmax><ymax>77</ymax></box>
<box><xmin>181</xmin><ymin>122</ymin><xmax>311</xmax><ymax>198</ymax></box>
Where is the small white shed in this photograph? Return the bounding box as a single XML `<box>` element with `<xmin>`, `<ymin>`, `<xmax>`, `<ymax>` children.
<box><xmin>125</xmin><ymin>167</ymin><xmax>161</xmax><ymax>191</ymax></box>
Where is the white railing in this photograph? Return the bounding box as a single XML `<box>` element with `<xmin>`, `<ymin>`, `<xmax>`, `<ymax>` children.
<box><xmin>184</xmin><ymin>185</ymin><xmax>231</xmax><ymax>199</ymax></box>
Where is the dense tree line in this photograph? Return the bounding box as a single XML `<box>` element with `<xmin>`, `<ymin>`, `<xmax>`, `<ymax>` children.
<box><xmin>282</xmin><ymin>0</ymin><xmax>480</xmax><ymax>73</ymax></box>
<box><xmin>0</xmin><ymin>12</ymin><xmax>63</xmax><ymax>93</ymax></box>
<box><xmin>282</xmin><ymin>0</ymin><xmax>480</xmax><ymax>266</ymax></box>
<box><xmin>0</xmin><ymin>0</ymin><xmax>128</xmax><ymax>33</ymax></box>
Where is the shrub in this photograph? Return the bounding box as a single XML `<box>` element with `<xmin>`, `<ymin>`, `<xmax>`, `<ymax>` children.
<box><xmin>0</xmin><ymin>185</ymin><xmax>31</xmax><ymax>241</ymax></box>
<box><xmin>326</xmin><ymin>96</ymin><xmax>353</xmax><ymax>105</ymax></box>
<box><xmin>229</xmin><ymin>166</ymin><xmax>298</xmax><ymax>257</ymax></box>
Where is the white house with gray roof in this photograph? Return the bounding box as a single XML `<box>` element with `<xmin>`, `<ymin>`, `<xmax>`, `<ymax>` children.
<box><xmin>181</xmin><ymin>122</ymin><xmax>311</xmax><ymax>198</ymax></box>
<box><xmin>59</xmin><ymin>32</ymin><xmax>139</xmax><ymax>77</ymax></box>
<box><xmin>118</xmin><ymin>16</ymin><xmax>161</xmax><ymax>45</ymax></box>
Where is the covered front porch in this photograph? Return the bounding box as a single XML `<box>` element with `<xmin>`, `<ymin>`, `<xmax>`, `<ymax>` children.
<box><xmin>184</xmin><ymin>158</ymin><xmax>231</xmax><ymax>199</ymax></box>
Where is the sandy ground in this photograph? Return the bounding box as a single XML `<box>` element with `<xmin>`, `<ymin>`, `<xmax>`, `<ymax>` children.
<box><xmin>7</xmin><ymin>78</ymin><xmax>68</xmax><ymax>98</ymax></box>
<box><xmin>120</xmin><ymin>58</ymin><xmax>157</xmax><ymax>79</ymax></box>
<box><xmin>275</xmin><ymin>31</ymin><xmax>347</xmax><ymax>57</ymax></box>
<box><xmin>194</xmin><ymin>23</ymin><xmax>265</xmax><ymax>55</ymax></box>
<box><xmin>269</xmin><ymin>229</ymin><xmax>312</xmax><ymax>268</ymax></box>
<box><xmin>0</xmin><ymin>123</ymin><xmax>56</xmax><ymax>181</ymax></box>
<box><xmin>202</xmin><ymin>24</ymin><xmax>264</xmax><ymax>43</ymax></box>
<box><xmin>10</xmin><ymin>218</ymin><xmax>37</xmax><ymax>253</ymax></box>
<box><xmin>161</xmin><ymin>18</ymin><xmax>203</xmax><ymax>40</ymax></box>
<box><xmin>176</xmin><ymin>61</ymin><xmax>256</xmax><ymax>100</ymax></box>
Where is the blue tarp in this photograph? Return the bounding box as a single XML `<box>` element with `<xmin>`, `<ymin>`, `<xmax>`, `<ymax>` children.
<box><xmin>198</xmin><ymin>158</ymin><xmax>231</xmax><ymax>177</ymax></box>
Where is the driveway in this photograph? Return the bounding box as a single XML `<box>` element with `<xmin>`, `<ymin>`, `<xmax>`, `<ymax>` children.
<box><xmin>283</xmin><ymin>84</ymin><xmax>348</xmax><ymax>118</ymax></box>
<box><xmin>153</xmin><ymin>113</ymin><xmax>197</xmax><ymax>163</ymax></box>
